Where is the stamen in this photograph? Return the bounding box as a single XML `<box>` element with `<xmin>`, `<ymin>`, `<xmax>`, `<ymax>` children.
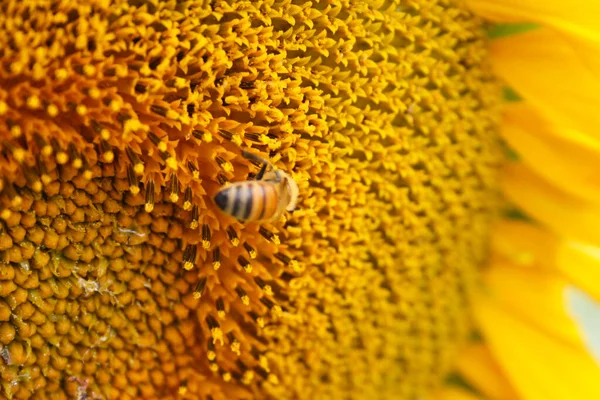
<box><xmin>192</xmin><ymin>130</ymin><xmax>203</xmax><ymax>141</ymax></box>
<box><xmin>189</xmin><ymin>204</ymin><xmax>199</xmax><ymax>229</ymax></box>
<box><xmin>235</xmin><ymin>286</ymin><xmax>250</xmax><ymax>306</ymax></box>
<box><xmin>145</xmin><ymin>180</ymin><xmax>155</xmax><ymax>213</ymax></box>
<box><xmin>248</xmin><ymin>312</ymin><xmax>264</xmax><ymax>328</ymax></box>
<box><xmin>227</xmin><ymin>227</ymin><xmax>239</xmax><ymax>246</ymax></box>
<box><xmin>207</xmin><ymin>341</ymin><xmax>216</xmax><ymax>361</ymax></box>
<box><xmin>243</xmin><ymin>243</ymin><xmax>257</xmax><ymax>259</ymax></box>
<box><xmin>148</xmin><ymin>132</ymin><xmax>168</xmax><ymax>153</ymax></box>
<box><xmin>34</xmin><ymin>133</ymin><xmax>53</xmax><ymax>156</ymax></box>
<box><xmin>202</xmin><ymin>224</ymin><xmax>211</xmax><ymax>249</ymax></box>
<box><xmin>259</xmin><ymin>227</ymin><xmax>280</xmax><ymax>244</ymax></box>
<box><xmin>215</xmin><ymin>156</ymin><xmax>233</xmax><ymax>173</ymax></box>
<box><xmin>126</xmin><ymin>147</ymin><xmax>145</xmax><ymax>175</ymax></box>
<box><xmin>206</xmin><ymin>315</ymin><xmax>223</xmax><ymax>345</ymax></box>
<box><xmin>217</xmin><ymin>174</ymin><xmax>228</xmax><ymax>186</ymax></box>
<box><xmin>51</xmin><ymin>138</ymin><xmax>68</xmax><ymax>164</ymax></box>
<box><xmin>168</xmin><ymin>174</ymin><xmax>179</xmax><ymax>202</ymax></box>
<box><xmin>274</xmin><ymin>252</ymin><xmax>292</xmax><ymax>266</ymax></box>
<box><xmin>218</xmin><ymin>129</ymin><xmax>233</xmax><ymax>141</ymax></box>
<box><xmin>238</xmin><ymin>256</ymin><xmax>252</xmax><ymax>273</ymax></box>
<box><xmin>68</xmin><ymin>143</ymin><xmax>82</xmax><ymax>169</ymax></box>
<box><xmin>127</xmin><ymin>165</ymin><xmax>140</xmax><ymax>195</ymax></box>
<box><xmin>182</xmin><ymin>244</ymin><xmax>197</xmax><ymax>270</ymax></box>
<box><xmin>187</xmin><ymin>161</ymin><xmax>200</xmax><ymax>179</ymax></box>
<box><xmin>100</xmin><ymin>140</ymin><xmax>114</xmax><ymax>163</ymax></box>
<box><xmin>193</xmin><ymin>276</ymin><xmax>207</xmax><ymax>300</ymax></box>
<box><xmin>212</xmin><ymin>247</ymin><xmax>221</xmax><ymax>271</ymax></box>
<box><xmin>216</xmin><ymin>298</ymin><xmax>225</xmax><ymax>319</ymax></box>
<box><xmin>150</xmin><ymin>104</ymin><xmax>168</xmax><ymax>117</ymax></box>
<box><xmin>183</xmin><ymin>187</ymin><xmax>192</xmax><ymax>210</ymax></box>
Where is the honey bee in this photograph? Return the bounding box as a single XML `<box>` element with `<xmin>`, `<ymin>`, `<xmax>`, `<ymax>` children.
<box><xmin>214</xmin><ymin>151</ymin><xmax>298</xmax><ymax>223</ymax></box>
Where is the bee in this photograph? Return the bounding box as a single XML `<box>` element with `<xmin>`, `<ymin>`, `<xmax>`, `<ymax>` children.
<box><xmin>213</xmin><ymin>150</ymin><xmax>298</xmax><ymax>223</ymax></box>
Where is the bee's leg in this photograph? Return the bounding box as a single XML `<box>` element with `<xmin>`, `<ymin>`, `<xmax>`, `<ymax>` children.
<box><xmin>241</xmin><ymin>150</ymin><xmax>271</xmax><ymax>180</ymax></box>
<box><xmin>255</xmin><ymin>162</ymin><xmax>268</xmax><ymax>181</ymax></box>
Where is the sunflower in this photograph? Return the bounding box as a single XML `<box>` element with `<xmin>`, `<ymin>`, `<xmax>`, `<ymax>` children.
<box><xmin>0</xmin><ymin>0</ymin><xmax>597</xmax><ymax>399</ymax></box>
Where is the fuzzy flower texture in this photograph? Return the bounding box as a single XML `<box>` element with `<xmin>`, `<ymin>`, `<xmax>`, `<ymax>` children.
<box><xmin>1</xmin><ymin>0</ymin><xmax>599</xmax><ymax>400</ymax></box>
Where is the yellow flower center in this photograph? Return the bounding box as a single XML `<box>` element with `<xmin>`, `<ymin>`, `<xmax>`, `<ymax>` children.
<box><xmin>0</xmin><ymin>1</ymin><xmax>501</xmax><ymax>399</ymax></box>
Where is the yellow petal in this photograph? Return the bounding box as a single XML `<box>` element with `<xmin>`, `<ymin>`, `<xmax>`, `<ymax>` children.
<box><xmin>455</xmin><ymin>343</ymin><xmax>520</xmax><ymax>400</ymax></box>
<box><xmin>476</xmin><ymin>294</ymin><xmax>600</xmax><ymax>400</ymax></box>
<box><xmin>501</xmin><ymin>103</ymin><xmax>600</xmax><ymax>204</ymax></box>
<box><xmin>434</xmin><ymin>387</ymin><xmax>483</xmax><ymax>400</ymax></box>
<box><xmin>466</xmin><ymin>0</ymin><xmax>597</xmax><ymax>30</ymax></box>
<box><xmin>489</xmin><ymin>29</ymin><xmax>600</xmax><ymax>138</ymax></box>
<box><xmin>502</xmin><ymin>162</ymin><xmax>600</xmax><ymax>246</ymax></box>
<box><xmin>492</xmin><ymin>220</ymin><xmax>600</xmax><ymax>302</ymax></box>
<box><xmin>466</xmin><ymin>0</ymin><xmax>600</xmax><ymax>76</ymax></box>
<box><xmin>484</xmin><ymin>258</ymin><xmax>583</xmax><ymax>346</ymax></box>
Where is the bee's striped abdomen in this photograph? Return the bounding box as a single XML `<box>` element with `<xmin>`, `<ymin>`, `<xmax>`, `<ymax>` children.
<box><xmin>214</xmin><ymin>181</ymin><xmax>279</xmax><ymax>222</ymax></box>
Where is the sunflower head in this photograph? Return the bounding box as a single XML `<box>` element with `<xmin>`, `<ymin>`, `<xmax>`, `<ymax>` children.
<box><xmin>0</xmin><ymin>1</ymin><xmax>502</xmax><ymax>399</ymax></box>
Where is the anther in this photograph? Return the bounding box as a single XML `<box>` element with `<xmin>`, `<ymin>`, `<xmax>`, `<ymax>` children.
<box><xmin>215</xmin><ymin>156</ymin><xmax>233</xmax><ymax>172</ymax></box>
<box><xmin>216</xmin><ymin>298</ymin><xmax>225</xmax><ymax>319</ymax></box>
<box><xmin>260</xmin><ymin>297</ymin><xmax>276</xmax><ymax>310</ymax></box>
<box><xmin>212</xmin><ymin>248</ymin><xmax>221</xmax><ymax>271</ymax></box>
<box><xmin>81</xmin><ymin>153</ymin><xmax>93</xmax><ymax>181</ymax></box>
<box><xmin>100</xmin><ymin>140</ymin><xmax>114</xmax><ymax>163</ymax></box>
<box><xmin>183</xmin><ymin>187</ymin><xmax>192</xmax><ymax>210</ymax></box>
<box><xmin>127</xmin><ymin>165</ymin><xmax>140</xmax><ymax>195</ymax></box>
<box><xmin>37</xmin><ymin>160</ymin><xmax>52</xmax><ymax>185</ymax></box>
<box><xmin>243</xmin><ymin>243</ymin><xmax>257</xmax><ymax>259</ymax></box>
<box><xmin>253</xmin><ymin>277</ymin><xmax>273</xmax><ymax>295</ymax></box>
<box><xmin>7</xmin><ymin>119</ymin><xmax>22</xmax><ymax>138</ymax></box>
<box><xmin>150</xmin><ymin>104</ymin><xmax>168</xmax><ymax>117</ymax></box>
<box><xmin>68</xmin><ymin>143</ymin><xmax>82</xmax><ymax>169</ymax></box>
<box><xmin>249</xmin><ymin>312</ymin><xmax>264</xmax><ymax>328</ymax></box>
<box><xmin>34</xmin><ymin>133</ymin><xmax>53</xmax><ymax>156</ymax></box>
<box><xmin>227</xmin><ymin>332</ymin><xmax>241</xmax><ymax>355</ymax></box>
<box><xmin>145</xmin><ymin>180</ymin><xmax>155</xmax><ymax>213</ymax></box>
<box><xmin>207</xmin><ymin>341</ymin><xmax>216</xmax><ymax>361</ymax></box>
<box><xmin>187</xmin><ymin>161</ymin><xmax>200</xmax><ymax>179</ymax></box>
<box><xmin>193</xmin><ymin>276</ymin><xmax>207</xmax><ymax>300</ymax></box>
<box><xmin>182</xmin><ymin>244</ymin><xmax>197</xmax><ymax>271</ymax></box>
<box><xmin>206</xmin><ymin>315</ymin><xmax>223</xmax><ymax>345</ymax></box>
<box><xmin>218</xmin><ymin>129</ymin><xmax>233</xmax><ymax>141</ymax></box>
<box><xmin>192</xmin><ymin>130</ymin><xmax>203</xmax><ymax>141</ymax></box>
<box><xmin>259</xmin><ymin>227</ymin><xmax>280</xmax><ymax>244</ymax></box>
<box><xmin>238</xmin><ymin>256</ymin><xmax>252</xmax><ymax>273</ymax></box>
<box><xmin>51</xmin><ymin>138</ymin><xmax>68</xmax><ymax>164</ymax></box>
<box><xmin>126</xmin><ymin>147</ymin><xmax>144</xmax><ymax>175</ymax></box>
<box><xmin>168</xmin><ymin>174</ymin><xmax>179</xmax><ymax>203</ymax></box>
<box><xmin>202</xmin><ymin>224</ymin><xmax>211</xmax><ymax>249</ymax></box>
<box><xmin>217</xmin><ymin>174</ymin><xmax>228</xmax><ymax>186</ymax></box>
<box><xmin>148</xmin><ymin>132</ymin><xmax>168</xmax><ymax>152</ymax></box>
<box><xmin>235</xmin><ymin>286</ymin><xmax>250</xmax><ymax>306</ymax></box>
<box><xmin>227</xmin><ymin>227</ymin><xmax>239</xmax><ymax>246</ymax></box>
<box><xmin>189</xmin><ymin>204</ymin><xmax>199</xmax><ymax>229</ymax></box>
<box><xmin>274</xmin><ymin>252</ymin><xmax>292</xmax><ymax>265</ymax></box>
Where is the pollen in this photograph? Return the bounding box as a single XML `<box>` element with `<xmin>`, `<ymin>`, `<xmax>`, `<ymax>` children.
<box><xmin>0</xmin><ymin>1</ymin><xmax>501</xmax><ymax>399</ymax></box>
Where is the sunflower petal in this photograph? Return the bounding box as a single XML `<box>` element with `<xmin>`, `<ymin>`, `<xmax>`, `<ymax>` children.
<box><xmin>485</xmin><ymin>258</ymin><xmax>583</xmax><ymax>345</ymax></box>
<box><xmin>466</xmin><ymin>0</ymin><xmax>600</xmax><ymax>72</ymax></box>
<box><xmin>501</xmin><ymin>103</ymin><xmax>600</xmax><ymax>204</ymax></box>
<box><xmin>466</xmin><ymin>0</ymin><xmax>599</xmax><ymax>28</ymax></box>
<box><xmin>435</xmin><ymin>387</ymin><xmax>483</xmax><ymax>400</ymax></box>
<box><xmin>455</xmin><ymin>343</ymin><xmax>520</xmax><ymax>400</ymax></box>
<box><xmin>502</xmin><ymin>162</ymin><xmax>600</xmax><ymax>246</ymax></box>
<box><xmin>492</xmin><ymin>220</ymin><xmax>600</xmax><ymax>302</ymax></box>
<box><xmin>476</xmin><ymin>294</ymin><xmax>600</xmax><ymax>400</ymax></box>
<box><xmin>489</xmin><ymin>29</ymin><xmax>600</xmax><ymax>137</ymax></box>
<box><xmin>568</xmin><ymin>287</ymin><xmax>600</xmax><ymax>364</ymax></box>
